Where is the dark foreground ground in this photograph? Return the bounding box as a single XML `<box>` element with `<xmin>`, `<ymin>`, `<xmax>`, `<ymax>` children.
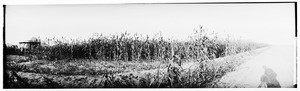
<box><xmin>4</xmin><ymin>47</ymin><xmax>268</xmax><ymax>88</ymax></box>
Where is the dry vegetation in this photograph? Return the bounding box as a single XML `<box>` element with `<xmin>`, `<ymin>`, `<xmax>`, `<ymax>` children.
<box><xmin>4</xmin><ymin>27</ymin><xmax>268</xmax><ymax>88</ymax></box>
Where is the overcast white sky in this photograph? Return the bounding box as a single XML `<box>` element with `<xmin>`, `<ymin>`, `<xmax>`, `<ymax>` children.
<box><xmin>5</xmin><ymin>3</ymin><xmax>295</xmax><ymax>46</ymax></box>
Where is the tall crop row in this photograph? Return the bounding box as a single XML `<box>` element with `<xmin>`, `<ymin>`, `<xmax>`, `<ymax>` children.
<box><xmin>18</xmin><ymin>27</ymin><xmax>267</xmax><ymax>61</ymax></box>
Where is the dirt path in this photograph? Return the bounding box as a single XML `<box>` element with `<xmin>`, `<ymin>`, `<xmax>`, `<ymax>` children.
<box><xmin>218</xmin><ymin>45</ymin><xmax>295</xmax><ymax>88</ymax></box>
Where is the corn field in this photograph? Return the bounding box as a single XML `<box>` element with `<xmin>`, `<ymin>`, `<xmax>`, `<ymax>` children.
<box><xmin>26</xmin><ymin>27</ymin><xmax>267</xmax><ymax>61</ymax></box>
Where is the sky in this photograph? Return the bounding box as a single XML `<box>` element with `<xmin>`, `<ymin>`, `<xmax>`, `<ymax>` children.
<box><xmin>5</xmin><ymin>3</ymin><xmax>295</xmax><ymax>46</ymax></box>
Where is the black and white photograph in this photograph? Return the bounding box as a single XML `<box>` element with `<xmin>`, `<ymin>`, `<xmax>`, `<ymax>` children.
<box><xmin>2</xmin><ymin>1</ymin><xmax>297</xmax><ymax>89</ymax></box>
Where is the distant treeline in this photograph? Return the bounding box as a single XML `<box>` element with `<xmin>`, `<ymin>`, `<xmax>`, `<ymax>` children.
<box><xmin>5</xmin><ymin>45</ymin><xmax>22</xmax><ymax>55</ymax></box>
<box><xmin>5</xmin><ymin>27</ymin><xmax>268</xmax><ymax>61</ymax></box>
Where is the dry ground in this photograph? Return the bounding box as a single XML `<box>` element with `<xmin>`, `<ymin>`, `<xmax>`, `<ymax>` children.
<box><xmin>5</xmin><ymin>46</ymin><xmax>275</xmax><ymax>88</ymax></box>
<box><xmin>217</xmin><ymin>45</ymin><xmax>295</xmax><ymax>88</ymax></box>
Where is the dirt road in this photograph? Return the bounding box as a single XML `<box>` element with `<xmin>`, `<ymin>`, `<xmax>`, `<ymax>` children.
<box><xmin>218</xmin><ymin>45</ymin><xmax>296</xmax><ymax>88</ymax></box>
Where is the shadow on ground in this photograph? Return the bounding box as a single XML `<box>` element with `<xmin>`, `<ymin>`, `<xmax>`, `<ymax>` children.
<box><xmin>258</xmin><ymin>65</ymin><xmax>281</xmax><ymax>88</ymax></box>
